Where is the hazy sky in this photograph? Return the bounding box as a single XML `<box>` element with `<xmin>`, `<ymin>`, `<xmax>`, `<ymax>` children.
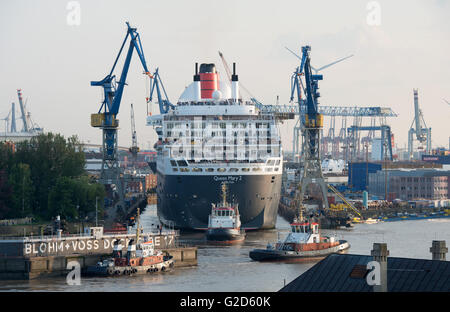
<box><xmin>1</xmin><ymin>0</ymin><xmax>449</xmax><ymax>151</ymax></box>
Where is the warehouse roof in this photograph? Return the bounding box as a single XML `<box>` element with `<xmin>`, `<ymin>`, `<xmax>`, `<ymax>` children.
<box><xmin>279</xmin><ymin>253</ymin><xmax>450</xmax><ymax>292</ymax></box>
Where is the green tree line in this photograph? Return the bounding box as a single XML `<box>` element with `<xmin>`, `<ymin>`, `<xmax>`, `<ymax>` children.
<box><xmin>0</xmin><ymin>133</ymin><xmax>104</xmax><ymax>221</ymax></box>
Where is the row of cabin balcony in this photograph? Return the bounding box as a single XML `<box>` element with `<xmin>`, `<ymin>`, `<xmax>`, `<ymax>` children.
<box><xmin>176</xmin><ymin>99</ymin><xmax>252</xmax><ymax>106</ymax></box>
<box><xmin>163</xmin><ymin>136</ymin><xmax>280</xmax><ymax>144</ymax></box>
<box><xmin>164</xmin><ymin>131</ymin><xmax>277</xmax><ymax>138</ymax></box>
<box><xmin>164</xmin><ymin>122</ymin><xmax>273</xmax><ymax>130</ymax></box>
<box><xmin>169</xmin><ymin>159</ymin><xmax>281</xmax><ymax>167</ymax></box>
<box><xmin>162</xmin><ymin>115</ymin><xmax>275</xmax><ymax>122</ymax></box>
<box><xmin>172</xmin><ymin>166</ymin><xmax>280</xmax><ymax>173</ymax></box>
<box><xmin>168</xmin><ymin>152</ymin><xmax>280</xmax><ymax>161</ymax></box>
<box><xmin>167</xmin><ymin>144</ymin><xmax>281</xmax><ymax>157</ymax></box>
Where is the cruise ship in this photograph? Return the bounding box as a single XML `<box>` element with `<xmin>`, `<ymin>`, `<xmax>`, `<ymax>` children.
<box><xmin>147</xmin><ymin>62</ymin><xmax>283</xmax><ymax>231</ymax></box>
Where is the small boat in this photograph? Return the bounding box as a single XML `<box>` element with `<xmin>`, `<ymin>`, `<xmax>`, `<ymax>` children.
<box><xmin>85</xmin><ymin>209</ymin><xmax>174</xmax><ymax>277</ymax></box>
<box><xmin>249</xmin><ymin>209</ymin><xmax>349</xmax><ymax>262</ymax></box>
<box><xmin>206</xmin><ymin>183</ymin><xmax>246</xmax><ymax>244</ymax></box>
<box><xmin>363</xmin><ymin>218</ymin><xmax>379</xmax><ymax>224</ymax></box>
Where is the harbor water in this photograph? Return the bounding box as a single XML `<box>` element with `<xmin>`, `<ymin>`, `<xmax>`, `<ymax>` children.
<box><xmin>0</xmin><ymin>205</ymin><xmax>449</xmax><ymax>292</ymax></box>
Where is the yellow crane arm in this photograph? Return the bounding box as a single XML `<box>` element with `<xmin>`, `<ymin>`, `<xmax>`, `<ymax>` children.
<box><xmin>327</xmin><ymin>184</ymin><xmax>363</xmax><ymax>219</ymax></box>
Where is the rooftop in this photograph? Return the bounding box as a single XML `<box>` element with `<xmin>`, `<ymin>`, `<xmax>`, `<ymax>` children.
<box><xmin>279</xmin><ymin>253</ymin><xmax>450</xmax><ymax>292</ymax></box>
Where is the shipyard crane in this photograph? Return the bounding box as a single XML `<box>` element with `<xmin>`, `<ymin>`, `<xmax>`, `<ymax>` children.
<box><xmin>286</xmin><ymin>47</ymin><xmax>353</xmax><ymax>161</ymax></box>
<box><xmin>90</xmin><ymin>22</ymin><xmax>152</xmax><ymax>211</ymax></box>
<box><xmin>148</xmin><ymin>68</ymin><xmax>174</xmax><ymax>114</ymax></box>
<box><xmin>1</xmin><ymin>110</ymin><xmax>11</xmax><ymax>133</ymax></box>
<box><xmin>129</xmin><ymin>103</ymin><xmax>139</xmax><ymax>165</ymax></box>
<box><xmin>408</xmin><ymin>89</ymin><xmax>431</xmax><ymax>159</ymax></box>
<box><xmin>291</xmin><ymin>45</ymin><xmax>361</xmax><ymax>219</ymax></box>
<box><xmin>17</xmin><ymin>89</ymin><xmax>29</xmax><ymax>132</ymax></box>
<box><xmin>286</xmin><ymin>47</ymin><xmax>354</xmax><ymax>75</ymax></box>
<box><xmin>10</xmin><ymin>103</ymin><xmax>17</xmax><ymax>133</ymax></box>
<box><xmin>218</xmin><ymin>51</ymin><xmax>254</xmax><ymax>100</ymax></box>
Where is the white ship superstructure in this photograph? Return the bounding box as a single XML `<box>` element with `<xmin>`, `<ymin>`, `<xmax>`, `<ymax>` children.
<box><xmin>147</xmin><ymin>63</ymin><xmax>283</xmax><ymax>230</ymax></box>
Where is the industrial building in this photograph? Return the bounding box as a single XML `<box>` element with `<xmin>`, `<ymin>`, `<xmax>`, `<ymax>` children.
<box><xmin>347</xmin><ymin>162</ymin><xmax>382</xmax><ymax>191</ymax></box>
<box><xmin>368</xmin><ymin>168</ymin><xmax>450</xmax><ymax>201</ymax></box>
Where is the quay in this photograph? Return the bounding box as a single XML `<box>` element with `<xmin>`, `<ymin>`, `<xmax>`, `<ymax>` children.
<box><xmin>0</xmin><ymin>227</ymin><xmax>197</xmax><ymax>280</ymax></box>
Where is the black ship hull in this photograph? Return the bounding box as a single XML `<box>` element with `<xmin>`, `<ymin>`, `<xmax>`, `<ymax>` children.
<box><xmin>156</xmin><ymin>172</ymin><xmax>282</xmax><ymax>231</ymax></box>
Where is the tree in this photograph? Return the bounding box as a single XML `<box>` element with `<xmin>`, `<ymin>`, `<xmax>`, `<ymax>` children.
<box><xmin>13</xmin><ymin>133</ymin><xmax>86</xmax><ymax>218</ymax></box>
<box><xmin>0</xmin><ymin>133</ymin><xmax>106</xmax><ymax>222</ymax></box>
<box><xmin>48</xmin><ymin>176</ymin><xmax>105</xmax><ymax>221</ymax></box>
<box><xmin>8</xmin><ymin>163</ymin><xmax>34</xmax><ymax>218</ymax></box>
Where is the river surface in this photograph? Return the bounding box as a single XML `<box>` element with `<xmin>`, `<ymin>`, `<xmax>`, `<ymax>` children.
<box><xmin>1</xmin><ymin>205</ymin><xmax>449</xmax><ymax>292</ymax></box>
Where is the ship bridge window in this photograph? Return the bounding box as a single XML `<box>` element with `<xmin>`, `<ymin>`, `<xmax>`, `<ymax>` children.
<box><xmin>266</xmin><ymin>168</ymin><xmax>273</xmax><ymax>172</ymax></box>
<box><xmin>217</xmin><ymin>168</ymin><xmax>226</xmax><ymax>172</ymax></box>
<box><xmin>170</xmin><ymin>160</ymin><xmax>177</xmax><ymax>166</ymax></box>
<box><xmin>180</xmin><ymin>168</ymin><xmax>190</xmax><ymax>172</ymax></box>
<box><xmin>205</xmin><ymin>168</ymin><xmax>214</xmax><ymax>172</ymax></box>
<box><xmin>177</xmin><ymin>160</ymin><xmax>188</xmax><ymax>167</ymax></box>
<box><xmin>241</xmin><ymin>168</ymin><xmax>250</xmax><ymax>172</ymax></box>
<box><xmin>252</xmin><ymin>168</ymin><xmax>262</xmax><ymax>172</ymax></box>
<box><xmin>275</xmin><ymin>160</ymin><xmax>281</xmax><ymax>165</ymax></box>
<box><xmin>266</xmin><ymin>160</ymin><xmax>275</xmax><ymax>166</ymax></box>
<box><xmin>172</xmin><ymin>168</ymin><xmax>178</xmax><ymax>172</ymax></box>
<box><xmin>229</xmin><ymin>168</ymin><xmax>239</xmax><ymax>172</ymax></box>
<box><xmin>192</xmin><ymin>168</ymin><xmax>202</xmax><ymax>172</ymax></box>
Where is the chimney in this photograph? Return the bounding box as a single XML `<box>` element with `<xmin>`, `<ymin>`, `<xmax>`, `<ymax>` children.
<box><xmin>193</xmin><ymin>63</ymin><xmax>201</xmax><ymax>101</ymax></box>
<box><xmin>231</xmin><ymin>62</ymin><xmax>239</xmax><ymax>102</ymax></box>
<box><xmin>371</xmin><ymin>243</ymin><xmax>389</xmax><ymax>292</ymax></box>
<box><xmin>430</xmin><ymin>240</ymin><xmax>448</xmax><ymax>261</ymax></box>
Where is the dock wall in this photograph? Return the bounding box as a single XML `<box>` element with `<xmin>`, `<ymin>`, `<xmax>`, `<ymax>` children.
<box><xmin>0</xmin><ymin>247</ymin><xmax>197</xmax><ymax>280</ymax></box>
<box><xmin>0</xmin><ymin>232</ymin><xmax>178</xmax><ymax>258</ymax></box>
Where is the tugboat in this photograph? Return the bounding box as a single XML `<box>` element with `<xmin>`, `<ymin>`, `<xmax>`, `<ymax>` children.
<box><xmin>206</xmin><ymin>183</ymin><xmax>246</xmax><ymax>244</ymax></box>
<box><xmin>85</xmin><ymin>208</ymin><xmax>174</xmax><ymax>276</ymax></box>
<box><xmin>249</xmin><ymin>208</ymin><xmax>349</xmax><ymax>261</ymax></box>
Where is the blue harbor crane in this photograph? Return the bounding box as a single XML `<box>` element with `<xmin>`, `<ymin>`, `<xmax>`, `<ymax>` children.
<box><xmin>90</xmin><ymin>22</ymin><xmax>152</xmax><ymax>210</ymax></box>
<box><xmin>289</xmin><ymin>46</ymin><xmax>362</xmax><ymax>218</ymax></box>
<box><xmin>148</xmin><ymin>68</ymin><xmax>174</xmax><ymax>115</ymax></box>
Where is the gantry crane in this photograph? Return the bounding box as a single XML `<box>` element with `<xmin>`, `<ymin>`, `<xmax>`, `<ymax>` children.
<box><xmin>408</xmin><ymin>89</ymin><xmax>431</xmax><ymax>159</ymax></box>
<box><xmin>90</xmin><ymin>22</ymin><xmax>152</xmax><ymax>211</ymax></box>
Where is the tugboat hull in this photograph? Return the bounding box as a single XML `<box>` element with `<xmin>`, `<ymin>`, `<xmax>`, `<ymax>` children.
<box><xmin>206</xmin><ymin>228</ymin><xmax>245</xmax><ymax>243</ymax></box>
<box><xmin>84</xmin><ymin>256</ymin><xmax>174</xmax><ymax>277</ymax></box>
<box><xmin>249</xmin><ymin>240</ymin><xmax>350</xmax><ymax>261</ymax></box>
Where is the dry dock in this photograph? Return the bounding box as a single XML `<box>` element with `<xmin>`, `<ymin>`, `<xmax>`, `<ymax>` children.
<box><xmin>0</xmin><ymin>228</ymin><xmax>197</xmax><ymax>280</ymax></box>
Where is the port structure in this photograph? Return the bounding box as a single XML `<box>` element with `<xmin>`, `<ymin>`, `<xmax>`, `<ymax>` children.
<box><xmin>408</xmin><ymin>89</ymin><xmax>431</xmax><ymax>159</ymax></box>
<box><xmin>1</xmin><ymin>89</ymin><xmax>43</xmax><ymax>142</ymax></box>
<box><xmin>256</xmin><ymin>100</ymin><xmax>397</xmax><ymax>162</ymax></box>
<box><xmin>217</xmin><ymin>50</ymin><xmax>396</xmax><ymax>162</ymax></box>
<box><xmin>129</xmin><ymin>103</ymin><xmax>139</xmax><ymax>166</ymax></box>
<box><xmin>286</xmin><ymin>46</ymin><xmax>363</xmax><ymax>219</ymax></box>
<box><xmin>289</xmin><ymin>46</ymin><xmax>330</xmax><ymax>214</ymax></box>
<box><xmin>90</xmin><ymin>22</ymin><xmax>152</xmax><ymax>214</ymax></box>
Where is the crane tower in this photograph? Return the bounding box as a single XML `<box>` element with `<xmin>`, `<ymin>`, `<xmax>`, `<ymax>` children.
<box><xmin>408</xmin><ymin>89</ymin><xmax>431</xmax><ymax>159</ymax></box>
